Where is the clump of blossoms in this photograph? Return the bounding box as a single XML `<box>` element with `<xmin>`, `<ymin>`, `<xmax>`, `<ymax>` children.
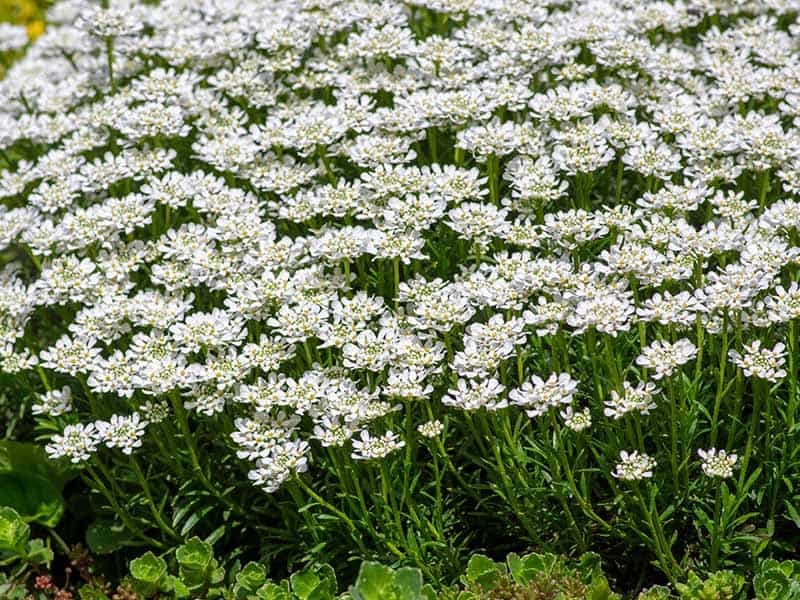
<box><xmin>697</xmin><ymin>448</ymin><xmax>738</xmax><ymax>479</ymax></box>
<box><xmin>1</xmin><ymin>0</ymin><xmax>800</xmax><ymax>583</ymax></box>
<box><xmin>612</xmin><ymin>451</ymin><xmax>656</xmax><ymax>481</ymax></box>
<box><xmin>728</xmin><ymin>341</ymin><xmax>787</xmax><ymax>382</ymax></box>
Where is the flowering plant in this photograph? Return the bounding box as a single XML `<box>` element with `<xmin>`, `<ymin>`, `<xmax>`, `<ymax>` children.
<box><xmin>1</xmin><ymin>0</ymin><xmax>800</xmax><ymax>590</ymax></box>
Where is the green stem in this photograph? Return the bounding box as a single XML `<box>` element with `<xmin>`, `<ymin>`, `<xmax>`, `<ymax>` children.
<box><xmin>379</xmin><ymin>461</ymin><xmax>406</xmax><ymax>543</ymax></box>
<box><xmin>393</xmin><ymin>257</ymin><xmax>401</xmax><ymax>310</ymax></box>
<box><xmin>293</xmin><ymin>475</ymin><xmax>367</xmax><ymax>552</ymax></box>
<box><xmin>84</xmin><ymin>466</ymin><xmax>163</xmax><ymax>548</ymax></box>
<box><xmin>710</xmin><ymin>483</ymin><xmax>722</xmax><ymax>571</ymax></box>
<box><xmin>758</xmin><ymin>169</ymin><xmax>770</xmax><ymax>211</ymax></box>
<box><xmin>634</xmin><ymin>483</ymin><xmax>680</xmax><ymax>585</ymax></box>
<box><xmin>106</xmin><ymin>36</ymin><xmax>116</xmax><ymax>93</ymax></box>
<box><xmin>737</xmin><ymin>379</ymin><xmax>764</xmax><ymax>491</ymax></box>
<box><xmin>130</xmin><ymin>455</ymin><xmax>181</xmax><ymax>541</ymax></box>
<box><xmin>710</xmin><ymin>317</ymin><xmax>728</xmax><ymax>447</ymax></box>
<box><xmin>665</xmin><ymin>376</ymin><xmax>681</xmax><ymax>493</ymax></box>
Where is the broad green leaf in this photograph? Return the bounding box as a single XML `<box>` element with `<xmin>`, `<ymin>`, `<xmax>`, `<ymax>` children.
<box><xmin>352</xmin><ymin>561</ymin><xmax>396</xmax><ymax>600</ymax></box>
<box><xmin>0</xmin><ymin>471</ymin><xmax>64</xmax><ymax>527</ymax></box>
<box><xmin>292</xmin><ymin>568</ymin><xmax>323</xmax><ymax>600</ymax></box>
<box><xmin>420</xmin><ymin>584</ymin><xmax>436</xmax><ymax>600</ymax></box>
<box><xmin>86</xmin><ymin>520</ymin><xmax>133</xmax><ymax>554</ymax></box>
<box><xmin>77</xmin><ymin>585</ymin><xmax>112</xmax><ymax>600</ymax></box>
<box><xmin>507</xmin><ymin>552</ymin><xmax>558</xmax><ymax>585</ymax></box>
<box><xmin>0</xmin><ymin>506</ymin><xmax>30</xmax><ymax>554</ymax></box>
<box><xmin>464</xmin><ymin>554</ymin><xmax>504</xmax><ymax>590</ymax></box>
<box><xmin>291</xmin><ymin>564</ymin><xmax>337</xmax><ymax>600</ymax></box>
<box><xmin>130</xmin><ymin>551</ymin><xmax>167</xmax><ymax>598</ymax></box>
<box><xmin>589</xmin><ymin>574</ymin><xmax>619</xmax><ymax>600</ymax></box>
<box><xmin>166</xmin><ymin>574</ymin><xmax>191</xmax><ymax>599</ymax></box>
<box><xmin>317</xmin><ymin>564</ymin><xmax>338</xmax><ymax>595</ymax></box>
<box><xmin>637</xmin><ymin>586</ymin><xmax>672</xmax><ymax>600</ymax></box>
<box><xmin>234</xmin><ymin>562</ymin><xmax>267</xmax><ymax>598</ymax></box>
<box><xmin>24</xmin><ymin>538</ymin><xmax>53</xmax><ymax>565</ymax></box>
<box><xmin>393</xmin><ymin>567</ymin><xmax>423</xmax><ymax>600</ymax></box>
<box><xmin>578</xmin><ymin>552</ymin><xmax>605</xmax><ymax>579</ymax></box>
<box><xmin>0</xmin><ymin>441</ymin><xmax>77</xmax><ymax>490</ymax></box>
<box><xmin>176</xmin><ymin>536</ymin><xmax>214</xmax><ymax>573</ymax></box>
<box><xmin>257</xmin><ymin>580</ymin><xmax>292</xmax><ymax>600</ymax></box>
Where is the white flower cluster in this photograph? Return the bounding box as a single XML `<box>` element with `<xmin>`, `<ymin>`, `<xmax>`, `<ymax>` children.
<box><xmin>612</xmin><ymin>450</ymin><xmax>656</xmax><ymax>481</ymax></box>
<box><xmin>1</xmin><ymin>0</ymin><xmax>799</xmax><ymax>489</ymax></box>
<box><xmin>44</xmin><ymin>412</ymin><xmax>148</xmax><ymax>461</ymax></box>
<box><xmin>636</xmin><ymin>339</ymin><xmax>697</xmax><ymax>380</ymax></box>
<box><xmin>697</xmin><ymin>448</ymin><xmax>738</xmax><ymax>479</ymax></box>
<box><xmin>728</xmin><ymin>341</ymin><xmax>787</xmax><ymax>382</ymax></box>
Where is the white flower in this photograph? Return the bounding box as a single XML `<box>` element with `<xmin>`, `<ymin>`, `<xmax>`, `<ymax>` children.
<box><xmin>728</xmin><ymin>341</ymin><xmax>787</xmax><ymax>382</ymax></box>
<box><xmin>0</xmin><ymin>24</ymin><xmax>28</xmax><ymax>52</ymax></box>
<box><xmin>509</xmin><ymin>373</ymin><xmax>578</xmax><ymax>418</ymax></box>
<box><xmin>442</xmin><ymin>378</ymin><xmax>507</xmax><ymax>412</ymax></box>
<box><xmin>612</xmin><ymin>450</ymin><xmax>656</xmax><ymax>481</ymax></box>
<box><xmin>636</xmin><ymin>339</ymin><xmax>697</xmax><ymax>380</ymax></box>
<box><xmin>95</xmin><ymin>413</ymin><xmax>148</xmax><ymax>455</ymax></box>
<box><xmin>351</xmin><ymin>430</ymin><xmax>406</xmax><ymax>460</ymax></box>
<box><xmin>604</xmin><ymin>382</ymin><xmax>658</xmax><ymax>420</ymax></box>
<box><xmin>417</xmin><ymin>420</ymin><xmax>444</xmax><ymax>438</ymax></box>
<box><xmin>139</xmin><ymin>400</ymin><xmax>170</xmax><ymax>424</ymax></box>
<box><xmin>697</xmin><ymin>448</ymin><xmax>738</xmax><ymax>479</ymax></box>
<box><xmin>560</xmin><ymin>406</ymin><xmax>592</xmax><ymax>432</ymax></box>
<box><xmin>32</xmin><ymin>386</ymin><xmax>72</xmax><ymax>417</ymax></box>
<box><xmin>46</xmin><ymin>423</ymin><xmax>100</xmax><ymax>464</ymax></box>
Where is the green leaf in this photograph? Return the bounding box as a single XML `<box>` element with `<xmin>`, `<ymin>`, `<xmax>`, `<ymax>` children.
<box><xmin>176</xmin><ymin>536</ymin><xmax>214</xmax><ymax>574</ymax></box>
<box><xmin>166</xmin><ymin>574</ymin><xmax>191</xmax><ymax>599</ymax></box>
<box><xmin>77</xmin><ymin>585</ymin><xmax>112</xmax><ymax>600</ymax></box>
<box><xmin>0</xmin><ymin>471</ymin><xmax>64</xmax><ymax>527</ymax></box>
<box><xmin>0</xmin><ymin>441</ymin><xmax>77</xmax><ymax>490</ymax></box>
<box><xmin>0</xmin><ymin>506</ymin><xmax>29</xmax><ymax>554</ymax></box>
<box><xmin>234</xmin><ymin>562</ymin><xmax>267</xmax><ymax>598</ymax></box>
<box><xmin>464</xmin><ymin>554</ymin><xmax>504</xmax><ymax>590</ymax></box>
<box><xmin>393</xmin><ymin>567</ymin><xmax>423</xmax><ymax>600</ymax></box>
<box><xmin>24</xmin><ymin>538</ymin><xmax>54</xmax><ymax>565</ymax></box>
<box><xmin>291</xmin><ymin>564</ymin><xmax>337</xmax><ymax>600</ymax></box>
<box><xmin>352</xmin><ymin>562</ymin><xmax>396</xmax><ymax>600</ymax></box>
<box><xmin>506</xmin><ymin>552</ymin><xmax>559</xmax><ymax>585</ymax></box>
<box><xmin>754</xmin><ymin>559</ymin><xmax>800</xmax><ymax>600</ymax></box>
<box><xmin>784</xmin><ymin>500</ymin><xmax>800</xmax><ymax>529</ymax></box>
<box><xmin>257</xmin><ymin>580</ymin><xmax>292</xmax><ymax>600</ymax></box>
<box><xmin>86</xmin><ymin>520</ymin><xmax>133</xmax><ymax>555</ymax></box>
<box><xmin>420</xmin><ymin>584</ymin><xmax>436</xmax><ymax>600</ymax></box>
<box><xmin>130</xmin><ymin>551</ymin><xmax>167</xmax><ymax>598</ymax></box>
<box><xmin>589</xmin><ymin>574</ymin><xmax>618</xmax><ymax>600</ymax></box>
<box><xmin>637</xmin><ymin>586</ymin><xmax>672</xmax><ymax>600</ymax></box>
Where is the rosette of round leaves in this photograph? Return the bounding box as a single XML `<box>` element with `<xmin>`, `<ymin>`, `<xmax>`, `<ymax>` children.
<box><xmin>457</xmin><ymin>551</ymin><xmax>618</xmax><ymax>600</ymax></box>
<box><xmin>753</xmin><ymin>559</ymin><xmax>800</xmax><ymax>600</ymax></box>
<box><xmin>674</xmin><ymin>572</ymin><xmax>745</xmax><ymax>600</ymax></box>
<box><xmin>0</xmin><ymin>506</ymin><xmax>54</xmax><ymax>567</ymax></box>
<box><xmin>231</xmin><ymin>562</ymin><xmax>269</xmax><ymax>599</ymax></box>
<box><xmin>0</xmin><ymin>507</ymin><xmax>54</xmax><ymax>599</ymax></box>
<box><xmin>637</xmin><ymin>585</ymin><xmax>672</xmax><ymax>600</ymax></box>
<box><xmin>176</xmin><ymin>536</ymin><xmax>226</xmax><ymax>596</ymax></box>
<box><xmin>129</xmin><ymin>551</ymin><xmax>168</xmax><ymax>598</ymax></box>
<box><xmin>130</xmin><ymin>540</ymin><xmax>341</xmax><ymax>600</ymax></box>
<box><xmin>350</xmin><ymin>561</ymin><xmax>435</xmax><ymax>600</ymax></box>
<box><xmin>239</xmin><ymin>562</ymin><xmax>340</xmax><ymax>600</ymax></box>
<box><xmin>130</xmin><ymin>537</ymin><xmax>225</xmax><ymax>599</ymax></box>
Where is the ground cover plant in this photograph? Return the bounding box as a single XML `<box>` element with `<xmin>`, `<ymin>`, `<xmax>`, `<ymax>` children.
<box><xmin>2</xmin><ymin>0</ymin><xmax>800</xmax><ymax>595</ymax></box>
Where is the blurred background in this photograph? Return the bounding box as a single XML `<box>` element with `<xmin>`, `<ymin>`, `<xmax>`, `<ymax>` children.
<box><xmin>0</xmin><ymin>0</ymin><xmax>47</xmax><ymax>76</ymax></box>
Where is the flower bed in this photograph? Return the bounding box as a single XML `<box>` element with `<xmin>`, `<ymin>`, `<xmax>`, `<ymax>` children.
<box><xmin>1</xmin><ymin>0</ymin><xmax>800</xmax><ymax>595</ymax></box>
